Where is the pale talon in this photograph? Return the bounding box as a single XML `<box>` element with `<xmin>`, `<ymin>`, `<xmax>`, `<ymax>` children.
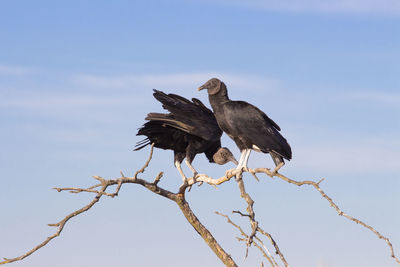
<box><xmin>270</xmin><ymin>162</ymin><xmax>284</xmax><ymax>177</ymax></box>
<box><xmin>187</xmin><ymin>183</ymin><xmax>193</xmax><ymax>192</ymax></box>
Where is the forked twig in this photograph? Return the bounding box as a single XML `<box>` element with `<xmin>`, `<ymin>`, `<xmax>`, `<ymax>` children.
<box><xmin>216</xmin><ymin>211</ymin><xmax>277</xmax><ymax>267</ymax></box>
<box><xmin>0</xmin><ymin>144</ymin><xmax>237</xmax><ymax>267</ymax></box>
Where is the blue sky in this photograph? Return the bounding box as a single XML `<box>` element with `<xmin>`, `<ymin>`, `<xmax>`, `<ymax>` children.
<box><xmin>1</xmin><ymin>1</ymin><xmax>399</xmax><ymax>266</ymax></box>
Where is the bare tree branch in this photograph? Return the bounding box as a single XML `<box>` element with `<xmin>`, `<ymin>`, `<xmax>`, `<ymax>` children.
<box><xmin>1</xmin><ymin>145</ymin><xmax>398</xmax><ymax>266</ymax></box>
<box><xmin>250</xmin><ymin>167</ymin><xmax>400</xmax><ymax>265</ymax></box>
<box><xmin>234</xmin><ymin>171</ymin><xmax>258</xmax><ymax>257</ymax></box>
<box><xmin>198</xmin><ymin>166</ymin><xmax>399</xmax><ymax>266</ymax></box>
<box><xmin>1</xmin><ymin>182</ymin><xmax>109</xmax><ymax>264</ymax></box>
<box><xmin>216</xmin><ymin>211</ymin><xmax>277</xmax><ymax>267</ymax></box>
<box><xmin>256</xmin><ymin>226</ymin><xmax>289</xmax><ymax>267</ymax></box>
<box><xmin>1</xmin><ymin>145</ymin><xmax>237</xmax><ymax>266</ymax></box>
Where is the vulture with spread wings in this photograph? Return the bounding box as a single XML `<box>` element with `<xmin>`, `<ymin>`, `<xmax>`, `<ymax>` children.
<box><xmin>135</xmin><ymin>89</ymin><xmax>237</xmax><ymax>181</ymax></box>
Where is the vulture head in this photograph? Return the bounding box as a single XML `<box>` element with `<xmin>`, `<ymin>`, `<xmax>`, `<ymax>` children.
<box><xmin>212</xmin><ymin>147</ymin><xmax>238</xmax><ymax>165</ymax></box>
<box><xmin>198</xmin><ymin>78</ymin><xmax>224</xmax><ymax>95</ymax></box>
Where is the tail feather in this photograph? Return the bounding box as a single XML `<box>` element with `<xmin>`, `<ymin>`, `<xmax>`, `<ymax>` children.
<box><xmin>145</xmin><ymin>112</ymin><xmax>193</xmax><ymax>133</ymax></box>
<box><xmin>270</xmin><ymin>151</ymin><xmax>284</xmax><ymax>167</ymax></box>
<box><xmin>134</xmin><ymin>138</ymin><xmax>151</xmax><ymax>151</ymax></box>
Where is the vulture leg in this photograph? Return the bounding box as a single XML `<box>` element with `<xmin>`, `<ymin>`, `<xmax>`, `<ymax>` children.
<box><xmin>242</xmin><ymin>149</ymin><xmax>251</xmax><ymax>169</ymax></box>
<box><xmin>174</xmin><ymin>153</ymin><xmax>187</xmax><ymax>183</ymax></box>
<box><xmin>185</xmin><ymin>159</ymin><xmax>199</xmax><ymax>192</ymax></box>
<box><xmin>185</xmin><ymin>158</ymin><xmax>198</xmax><ymax>178</ymax></box>
<box><xmin>185</xmin><ymin>144</ymin><xmax>198</xmax><ymax>178</ymax></box>
<box><xmin>271</xmin><ymin>162</ymin><xmax>284</xmax><ymax>176</ymax></box>
<box><xmin>236</xmin><ymin>148</ymin><xmax>251</xmax><ymax>170</ymax></box>
<box><xmin>175</xmin><ymin>160</ymin><xmax>187</xmax><ymax>183</ymax></box>
<box><xmin>236</xmin><ymin>150</ymin><xmax>246</xmax><ymax>168</ymax></box>
<box><xmin>269</xmin><ymin>152</ymin><xmax>284</xmax><ymax>176</ymax></box>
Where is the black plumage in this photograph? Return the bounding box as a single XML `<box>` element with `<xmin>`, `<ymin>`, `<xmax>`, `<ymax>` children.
<box><xmin>198</xmin><ymin>78</ymin><xmax>292</xmax><ymax>173</ymax></box>
<box><xmin>135</xmin><ymin>89</ymin><xmax>237</xmax><ymax>180</ymax></box>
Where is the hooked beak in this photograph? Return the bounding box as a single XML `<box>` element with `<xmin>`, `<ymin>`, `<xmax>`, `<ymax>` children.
<box><xmin>230</xmin><ymin>155</ymin><xmax>238</xmax><ymax>165</ymax></box>
<box><xmin>198</xmin><ymin>83</ymin><xmax>208</xmax><ymax>91</ymax></box>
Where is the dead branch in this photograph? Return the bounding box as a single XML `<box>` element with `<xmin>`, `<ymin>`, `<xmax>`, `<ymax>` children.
<box><xmin>256</xmin><ymin>226</ymin><xmax>289</xmax><ymax>267</ymax></box>
<box><xmin>195</xmin><ymin>166</ymin><xmax>399</xmax><ymax>266</ymax></box>
<box><xmin>216</xmin><ymin>211</ymin><xmax>277</xmax><ymax>267</ymax></box>
<box><xmin>1</xmin><ymin>145</ymin><xmax>237</xmax><ymax>267</ymax></box>
<box><xmin>248</xmin><ymin>167</ymin><xmax>400</xmax><ymax>265</ymax></box>
<box><xmin>1</xmin><ymin>144</ymin><xmax>398</xmax><ymax>266</ymax></box>
<box><xmin>0</xmin><ymin>183</ymin><xmax>109</xmax><ymax>265</ymax></box>
<box><xmin>234</xmin><ymin>170</ymin><xmax>258</xmax><ymax>257</ymax></box>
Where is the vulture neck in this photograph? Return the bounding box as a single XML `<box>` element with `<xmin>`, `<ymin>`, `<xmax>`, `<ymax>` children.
<box><xmin>208</xmin><ymin>84</ymin><xmax>230</xmax><ymax>112</ymax></box>
<box><xmin>204</xmin><ymin>141</ymin><xmax>221</xmax><ymax>163</ymax></box>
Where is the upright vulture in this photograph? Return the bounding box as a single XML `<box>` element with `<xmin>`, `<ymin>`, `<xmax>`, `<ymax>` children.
<box><xmin>198</xmin><ymin>78</ymin><xmax>292</xmax><ymax>174</ymax></box>
<box><xmin>135</xmin><ymin>89</ymin><xmax>237</xmax><ymax>180</ymax></box>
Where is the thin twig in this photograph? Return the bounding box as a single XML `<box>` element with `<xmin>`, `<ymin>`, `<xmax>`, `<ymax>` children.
<box><xmin>216</xmin><ymin>211</ymin><xmax>276</xmax><ymax>267</ymax></box>
<box><xmin>2</xmin><ymin>184</ymin><xmax>108</xmax><ymax>264</ymax></box>
<box><xmin>134</xmin><ymin>143</ymin><xmax>154</xmax><ymax>178</ymax></box>
<box><xmin>1</xmin><ymin>145</ymin><xmax>238</xmax><ymax>267</ymax></box>
<box><xmin>257</xmin><ymin>227</ymin><xmax>288</xmax><ymax>267</ymax></box>
<box><xmin>251</xmin><ymin>167</ymin><xmax>400</xmax><ymax>265</ymax></box>
<box><xmin>234</xmin><ymin>170</ymin><xmax>258</xmax><ymax>257</ymax></box>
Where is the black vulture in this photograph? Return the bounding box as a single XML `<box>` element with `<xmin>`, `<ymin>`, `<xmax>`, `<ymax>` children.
<box><xmin>135</xmin><ymin>89</ymin><xmax>238</xmax><ymax>181</ymax></box>
<box><xmin>198</xmin><ymin>78</ymin><xmax>292</xmax><ymax>174</ymax></box>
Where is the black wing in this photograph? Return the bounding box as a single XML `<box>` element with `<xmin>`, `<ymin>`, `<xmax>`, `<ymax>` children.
<box><xmin>152</xmin><ymin>89</ymin><xmax>222</xmax><ymax>141</ymax></box>
<box><xmin>134</xmin><ymin>119</ymin><xmax>187</xmax><ymax>152</ymax></box>
<box><xmin>145</xmin><ymin>112</ymin><xmax>194</xmax><ymax>133</ymax></box>
<box><xmin>223</xmin><ymin>101</ymin><xmax>291</xmax><ymax>160</ymax></box>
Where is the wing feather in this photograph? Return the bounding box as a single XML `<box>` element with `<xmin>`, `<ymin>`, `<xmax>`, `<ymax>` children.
<box><xmin>152</xmin><ymin>90</ymin><xmax>222</xmax><ymax>141</ymax></box>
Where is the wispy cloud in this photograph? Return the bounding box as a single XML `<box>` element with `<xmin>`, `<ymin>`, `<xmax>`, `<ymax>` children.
<box><xmin>3</xmin><ymin>69</ymin><xmax>399</xmax><ymax>173</ymax></box>
<box><xmin>73</xmin><ymin>72</ymin><xmax>279</xmax><ymax>92</ymax></box>
<box><xmin>211</xmin><ymin>0</ymin><xmax>400</xmax><ymax>15</ymax></box>
<box><xmin>251</xmin><ymin>135</ymin><xmax>400</xmax><ymax>173</ymax></box>
<box><xmin>0</xmin><ymin>71</ymin><xmax>278</xmax><ymax>119</ymax></box>
<box><xmin>342</xmin><ymin>91</ymin><xmax>400</xmax><ymax>107</ymax></box>
<box><xmin>0</xmin><ymin>64</ymin><xmax>34</xmax><ymax>75</ymax></box>
<box><xmin>295</xmin><ymin>141</ymin><xmax>400</xmax><ymax>173</ymax></box>
<box><xmin>0</xmin><ymin>93</ymin><xmax>142</xmax><ymax>110</ymax></box>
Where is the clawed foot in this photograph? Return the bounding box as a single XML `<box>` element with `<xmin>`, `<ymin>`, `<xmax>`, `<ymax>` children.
<box><xmin>225</xmin><ymin>168</ymin><xmax>236</xmax><ymax>177</ymax></box>
<box><xmin>269</xmin><ymin>162</ymin><xmax>284</xmax><ymax>177</ymax></box>
<box><xmin>187</xmin><ymin>172</ymin><xmax>200</xmax><ymax>192</ymax></box>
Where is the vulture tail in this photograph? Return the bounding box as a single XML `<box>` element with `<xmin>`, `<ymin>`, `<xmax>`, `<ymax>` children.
<box><xmin>134</xmin><ymin>138</ymin><xmax>151</xmax><ymax>151</ymax></box>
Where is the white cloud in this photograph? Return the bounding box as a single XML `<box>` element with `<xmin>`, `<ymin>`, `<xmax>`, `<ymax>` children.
<box><xmin>211</xmin><ymin>0</ymin><xmax>400</xmax><ymax>15</ymax></box>
<box><xmin>3</xmin><ymin>69</ymin><xmax>399</xmax><ymax>174</ymax></box>
<box><xmin>298</xmin><ymin>143</ymin><xmax>399</xmax><ymax>173</ymax></box>
<box><xmin>0</xmin><ymin>93</ymin><xmax>141</xmax><ymax>110</ymax></box>
<box><xmin>0</xmin><ymin>72</ymin><xmax>278</xmax><ymax>116</ymax></box>
<box><xmin>342</xmin><ymin>91</ymin><xmax>400</xmax><ymax>107</ymax></box>
<box><xmin>0</xmin><ymin>65</ymin><xmax>34</xmax><ymax>75</ymax></box>
<box><xmin>0</xmin><ymin>90</ymin><xmax>151</xmax><ymax>125</ymax></box>
<box><xmin>250</xmin><ymin>137</ymin><xmax>400</xmax><ymax>173</ymax></box>
<box><xmin>73</xmin><ymin>72</ymin><xmax>279</xmax><ymax>92</ymax></box>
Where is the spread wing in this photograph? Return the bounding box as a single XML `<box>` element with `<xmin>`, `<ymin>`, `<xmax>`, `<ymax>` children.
<box><xmin>151</xmin><ymin>89</ymin><xmax>222</xmax><ymax>141</ymax></box>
